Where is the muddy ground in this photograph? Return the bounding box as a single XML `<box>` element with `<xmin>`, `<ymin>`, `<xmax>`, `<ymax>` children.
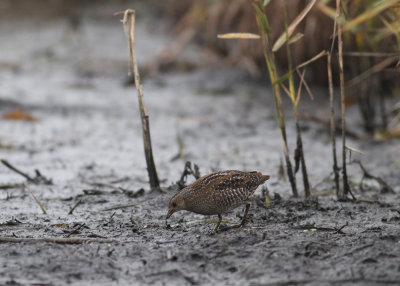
<box><xmin>0</xmin><ymin>1</ymin><xmax>400</xmax><ymax>285</ymax></box>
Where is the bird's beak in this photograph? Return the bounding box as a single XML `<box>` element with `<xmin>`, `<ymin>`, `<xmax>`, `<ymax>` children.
<box><xmin>166</xmin><ymin>209</ymin><xmax>174</xmax><ymax>220</ymax></box>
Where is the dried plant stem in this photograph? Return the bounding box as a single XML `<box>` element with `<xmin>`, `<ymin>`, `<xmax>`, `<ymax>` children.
<box><xmin>336</xmin><ymin>0</ymin><xmax>350</xmax><ymax>197</ymax></box>
<box><xmin>255</xmin><ymin>10</ymin><xmax>298</xmax><ymax>197</ymax></box>
<box><xmin>1</xmin><ymin>159</ymin><xmax>34</xmax><ymax>182</ymax></box>
<box><xmin>1</xmin><ymin>159</ymin><xmax>52</xmax><ymax>185</ymax></box>
<box><xmin>346</xmin><ymin>56</ymin><xmax>398</xmax><ymax>89</ymax></box>
<box><xmin>327</xmin><ymin>54</ymin><xmax>340</xmax><ymax>198</ymax></box>
<box><xmin>0</xmin><ymin>237</ymin><xmax>114</xmax><ymax>244</ymax></box>
<box><xmin>121</xmin><ymin>10</ymin><xmax>160</xmax><ymax>189</ymax></box>
<box><xmin>270</xmin><ymin>70</ymin><xmax>297</xmax><ymax>197</ymax></box>
<box><xmin>274</xmin><ymin>81</ymin><xmax>298</xmax><ymax>198</ymax></box>
<box><xmin>328</xmin><ymin>3</ymin><xmax>340</xmax><ymax>198</ymax></box>
<box><xmin>283</xmin><ymin>1</ymin><xmax>309</xmax><ymax>197</ymax></box>
<box><xmin>23</xmin><ymin>182</ymin><xmax>47</xmax><ymax>214</ymax></box>
<box><xmin>102</xmin><ymin>202</ymin><xmax>138</xmax><ymax>211</ymax></box>
<box><xmin>68</xmin><ymin>200</ymin><xmax>82</xmax><ymax>215</ymax></box>
<box><xmin>294</xmin><ymin>114</ymin><xmax>310</xmax><ymax>196</ymax></box>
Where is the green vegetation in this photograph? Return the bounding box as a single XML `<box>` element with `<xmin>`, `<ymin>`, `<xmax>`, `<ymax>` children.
<box><xmin>215</xmin><ymin>0</ymin><xmax>399</xmax><ymax>198</ymax></box>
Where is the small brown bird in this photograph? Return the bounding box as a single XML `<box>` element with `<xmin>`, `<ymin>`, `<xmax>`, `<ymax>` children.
<box><xmin>166</xmin><ymin>170</ymin><xmax>270</xmax><ymax>232</ymax></box>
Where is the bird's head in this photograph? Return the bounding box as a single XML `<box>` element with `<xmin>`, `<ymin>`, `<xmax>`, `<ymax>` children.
<box><xmin>166</xmin><ymin>193</ymin><xmax>186</xmax><ymax>220</ymax></box>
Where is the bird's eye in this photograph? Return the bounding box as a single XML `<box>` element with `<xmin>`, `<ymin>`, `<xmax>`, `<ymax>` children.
<box><xmin>172</xmin><ymin>202</ymin><xmax>177</xmax><ymax>207</ymax></box>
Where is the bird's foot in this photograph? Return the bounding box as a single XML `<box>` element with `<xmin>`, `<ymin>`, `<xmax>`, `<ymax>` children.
<box><xmin>210</xmin><ymin>229</ymin><xmax>218</xmax><ymax>235</ymax></box>
<box><xmin>211</xmin><ymin>214</ymin><xmax>222</xmax><ymax>234</ymax></box>
<box><xmin>233</xmin><ymin>217</ymin><xmax>250</xmax><ymax>228</ymax></box>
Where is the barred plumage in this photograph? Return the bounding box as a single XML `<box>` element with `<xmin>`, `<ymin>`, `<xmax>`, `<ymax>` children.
<box><xmin>166</xmin><ymin>170</ymin><xmax>270</xmax><ymax>232</ymax></box>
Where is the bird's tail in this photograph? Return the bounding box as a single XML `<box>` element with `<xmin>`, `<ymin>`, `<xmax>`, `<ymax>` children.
<box><xmin>260</xmin><ymin>174</ymin><xmax>270</xmax><ymax>183</ymax></box>
<box><xmin>251</xmin><ymin>171</ymin><xmax>270</xmax><ymax>183</ymax></box>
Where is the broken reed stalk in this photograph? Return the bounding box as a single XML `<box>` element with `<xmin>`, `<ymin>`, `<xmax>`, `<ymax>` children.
<box><xmin>328</xmin><ymin>5</ymin><xmax>340</xmax><ymax>198</ymax></box>
<box><xmin>294</xmin><ymin>91</ymin><xmax>310</xmax><ymax>197</ymax></box>
<box><xmin>294</xmin><ymin>72</ymin><xmax>311</xmax><ymax>197</ymax></box>
<box><xmin>254</xmin><ymin>4</ymin><xmax>298</xmax><ymax>197</ymax></box>
<box><xmin>336</xmin><ymin>0</ymin><xmax>350</xmax><ymax>197</ymax></box>
<box><xmin>283</xmin><ymin>0</ymin><xmax>310</xmax><ymax>197</ymax></box>
<box><xmin>1</xmin><ymin>159</ymin><xmax>52</xmax><ymax>185</ymax></box>
<box><xmin>327</xmin><ymin>55</ymin><xmax>340</xmax><ymax>198</ymax></box>
<box><xmin>23</xmin><ymin>182</ymin><xmax>47</xmax><ymax>214</ymax></box>
<box><xmin>121</xmin><ymin>10</ymin><xmax>160</xmax><ymax>189</ymax></box>
<box><xmin>1</xmin><ymin>159</ymin><xmax>34</xmax><ymax>182</ymax></box>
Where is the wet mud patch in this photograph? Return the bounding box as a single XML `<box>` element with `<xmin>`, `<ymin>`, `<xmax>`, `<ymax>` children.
<box><xmin>1</xmin><ymin>187</ymin><xmax>400</xmax><ymax>285</ymax></box>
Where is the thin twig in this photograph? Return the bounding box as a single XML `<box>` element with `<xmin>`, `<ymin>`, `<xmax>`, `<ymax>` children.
<box><xmin>177</xmin><ymin>161</ymin><xmax>201</xmax><ymax>189</ymax></box>
<box><xmin>1</xmin><ymin>159</ymin><xmax>34</xmax><ymax>181</ymax></box>
<box><xmin>296</xmin><ymin>69</ymin><xmax>314</xmax><ymax>100</ymax></box>
<box><xmin>120</xmin><ymin>9</ymin><xmax>160</xmax><ymax>189</ymax></box>
<box><xmin>354</xmin><ymin>160</ymin><xmax>395</xmax><ymax>193</ymax></box>
<box><xmin>296</xmin><ymin>50</ymin><xmax>328</xmax><ymax>71</ymax></box>
<box><xmin>343</xmin><ymin>51</ymin><xmax>400</xmax><ymax>57</ymax></box>
<box><xmin>102</xmin><ymin>203</ymin><xmax>138</xmax><ymax>211</ymax></box>
<box><xmin>0</xmin><ymin>183</ymin><xmax>23</xmax><ymax>190</ymax></box>
<box><xmin>1</xmin><ymin>159</ymin><xmax>52</xmax><ymax>185</ymax></box>
<box><xmin>335</xmin><ymin>222</ymin><xmax>349</xmax><ymax>234</ymax></box>
<box><xmin>68</xmin><ymin>200</ymin><xmax>82</xmax><ymax>215</ymax></box>
<box><xmin>0</xmin><ymin>237</ymin><xmax>114</xmax><ymax>244</ymax></box>
<box><xmin>23</xmin><ymin>182</ymin><xmax>47</xmax><ymax>214</ymax></box>
<box><xmin>346</xmin><ymin>57</ymin><xmax>398</xmax><ymax>88</ymax></box>
<box><xmin>272</xmin><ymin>50</ymin><xmax>327</xmax><ymax>86</ymax></box>
<box><xmin>65</xmin><ymin>223</ymin><xmax>85</xmax><ymax>238</ymax></box>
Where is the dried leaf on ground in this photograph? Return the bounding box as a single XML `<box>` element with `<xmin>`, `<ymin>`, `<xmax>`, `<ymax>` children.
<box><xmin>3</xmin><ymin>109</ymin><xmax>38</xmax><ymax>122</ymax></box>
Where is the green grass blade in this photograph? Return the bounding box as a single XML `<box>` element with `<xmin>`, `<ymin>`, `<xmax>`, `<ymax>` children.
<box><xmin>253</xmin><ymin>3</ymin><xmax>271</xmax><ymax>34</ymax></box>
<box><xmin>342</xmin><ymin>0</ymin><xmax>400</xmax><ymax>32</ymax></box>
<box><xmin>272</xmin><ymin>0</ymin><xmax>317</xmax><ymax>52</ymax></box>
<box><xmin>288</xmin><ymin>32</ymin><xmax>304</xmax><ymax>44</ymax></box>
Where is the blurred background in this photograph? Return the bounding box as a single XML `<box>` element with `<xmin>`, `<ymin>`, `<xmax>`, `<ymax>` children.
<box><xmin>0</xmin><ymin>0</ymin><xmax>399</xmax><ymax>193</ymax></box>
<box><xmin>1</xmin><ymin>0</ymin><xmax>399</xmax><ymax>131</ymax></box>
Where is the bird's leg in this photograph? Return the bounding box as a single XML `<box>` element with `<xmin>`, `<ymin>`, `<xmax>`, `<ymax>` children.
<box><xmin>238</xmin><ymin>202</ymin><xmax>250</xmax><ymax>227</ymax></box>
<box><xmin>213</xmin><ymin>214</ymin><xmax>222</xmax><ymax>233</ymax></box>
